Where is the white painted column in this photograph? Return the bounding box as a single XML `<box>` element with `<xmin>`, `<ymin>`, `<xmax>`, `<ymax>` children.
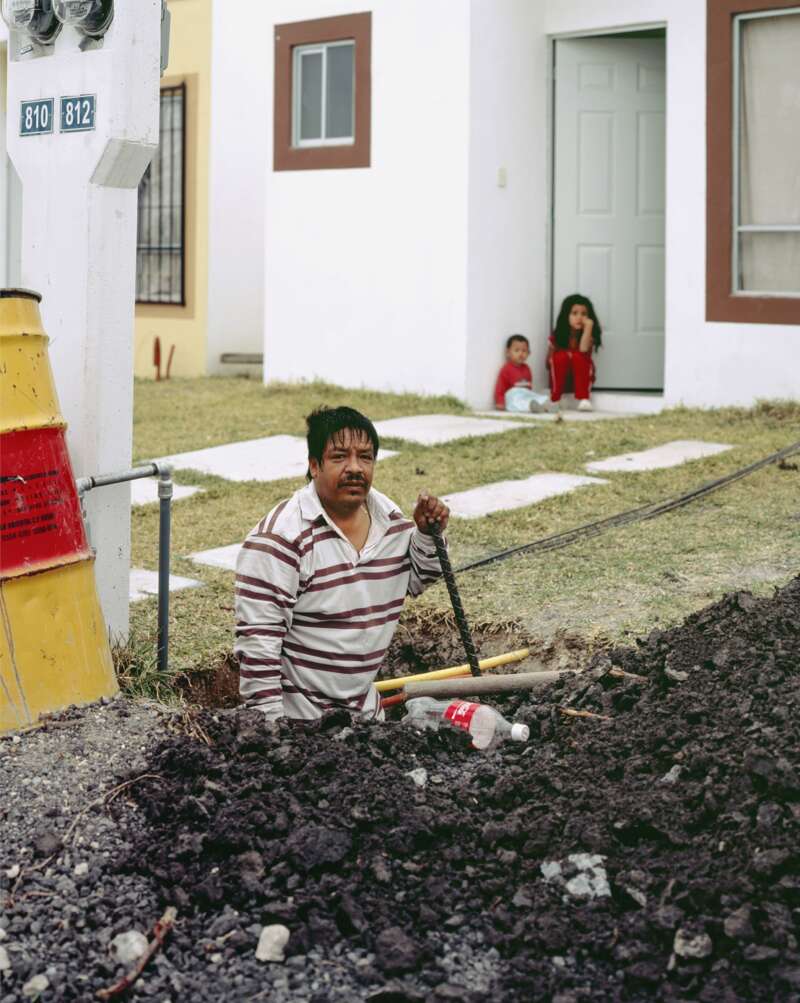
<box><xmin>5</xmin><ymin>5</ymin><xmax>161</xmax><ymax>638</ymax></box>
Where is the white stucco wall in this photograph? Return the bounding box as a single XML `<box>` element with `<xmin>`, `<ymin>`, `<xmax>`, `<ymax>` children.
<box><xmin>543</xmin><ymin>0</ymin><xmax>800</xmax><ymax>407</ymax></box>
<box><xmin>255</xmin><ymin>0</ymin><xmax>798</xmax><ymax>408</ymax></box>
<box><xmin>465</xmin><ymin>0</ymin><xmax>548</xmax><ymax>405</ymax></box>
<box><xmin>0</xmin><ymin>25</ymin><xmax>20</xmax><ymax>289</ymax></box>
<box><xmin>0</xmin><ymin>26</ymin><xmax>7</xmax><ymax>285</ymax></box>
<box><xmin>6</xmin><ymin>8</ymin><xmax>161</xmax><ymax>636</ymax></box>
<box><xmin>263</xmin><ymin>0</ymin><xmax>471</xmax><ymax>399</ymax></box>
<box><xmin>206</xmin><ymin>0</ymin><xmax>267</xmax><ymax>373</ymax></box>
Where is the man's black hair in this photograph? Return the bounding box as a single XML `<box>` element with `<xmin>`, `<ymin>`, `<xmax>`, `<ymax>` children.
<box><xmin>306</xmin><ymin>406</ymin><xmax>380</xmax><ymax>480</ymax></box>
<box><xmin>506</xmin><ymin>333</ymin><xmax>529</xmax><ymax>350</ymax></box>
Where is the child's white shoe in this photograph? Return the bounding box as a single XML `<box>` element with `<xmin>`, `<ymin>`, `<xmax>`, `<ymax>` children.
<box><xmin>577</xmin><ymin>398</ymin><xmax>593</xmax><ymax>412</ymax></box>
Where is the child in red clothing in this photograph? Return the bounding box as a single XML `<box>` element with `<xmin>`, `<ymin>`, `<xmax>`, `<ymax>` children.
<box><xmin>494</xmin><ymin>334</ymin><xmax>553</xmax><ymax>413</ymax></box>
<box><xmin>547</xmin><ymin>294</ymin><xmax>602</xmax><ymax>412</ymax></box>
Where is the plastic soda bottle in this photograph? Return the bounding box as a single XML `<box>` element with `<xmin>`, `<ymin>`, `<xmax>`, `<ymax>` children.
<box><xmin>402</xmin><ymin>697</ymin><xmax>530</xmax><ymax>751</ymax></box>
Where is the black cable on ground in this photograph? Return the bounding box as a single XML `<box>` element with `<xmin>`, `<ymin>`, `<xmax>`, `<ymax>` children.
<box><xmin>430</xmin><ymin>523</ymin><xmax>482</xmax><ymax>676</ymax></box>
<box><xmin>456</xmin><ymin>439</ymin><xmax>800</xmax><ymax>575</ymax></box>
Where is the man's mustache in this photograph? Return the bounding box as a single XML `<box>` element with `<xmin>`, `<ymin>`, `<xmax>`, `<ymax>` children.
<box><xmin>338</xmin><ymin>476</ymin><xmax>367</xmax><ymax>487</ymax></box>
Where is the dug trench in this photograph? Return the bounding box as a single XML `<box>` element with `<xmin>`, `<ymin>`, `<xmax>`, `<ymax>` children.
<box><xmin>3</xmin><ymin>579</ymin><xmax>799</xmax><ymax>1001</ymax></box>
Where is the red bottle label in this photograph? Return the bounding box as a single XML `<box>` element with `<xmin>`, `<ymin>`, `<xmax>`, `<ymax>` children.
<box><xmin>443</xmin><ymin>700</ymin><xmax>480</xmax><ymax>733</ymax></box>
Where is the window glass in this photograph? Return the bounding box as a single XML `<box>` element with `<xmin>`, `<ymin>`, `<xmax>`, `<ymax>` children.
<box><xmin>325</xmin><ymin>42</ymin><xmax>355</xmax><ymax>139</ymax></box>
<box><xmin>293</xmin><ymin>40</ymin><xmax>355</xmax><ymax>146</ymax></box>
<box><xmin>299</xmin><ymin>50</ymin><xmax>323</xmax><ymax>142</ymax></box>
<box><xmin>737</xmin><ymin>11</ymin><xmax>800</xmax><ymax>293</ymax></box>
<box><xmin>740</xmin><ymin>232</ymin><xmax>800</xmax><ymax>293</ymax></box>
<box><xmin>136</xmin><ymin>84</ymin><xmax>185</xmax><ymax>305</ymax></box>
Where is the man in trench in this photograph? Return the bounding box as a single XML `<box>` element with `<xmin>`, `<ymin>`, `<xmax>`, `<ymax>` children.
<box><xmin>234</xmin><ymin>406</ymin><xmax>450</xmax><ymax>721</ymax></box>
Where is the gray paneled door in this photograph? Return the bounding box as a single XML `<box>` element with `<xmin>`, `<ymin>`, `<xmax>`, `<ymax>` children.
<box><xmin>553</xmin><ymin>37</ymin><xmax>666</xmax><ymax>390</ymax></box>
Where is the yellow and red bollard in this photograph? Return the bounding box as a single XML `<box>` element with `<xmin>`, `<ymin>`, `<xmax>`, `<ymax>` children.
<box><xmin>0</xmin><ymin>289</ymin><xmax>117</xmax><ymax>734</ymax></box>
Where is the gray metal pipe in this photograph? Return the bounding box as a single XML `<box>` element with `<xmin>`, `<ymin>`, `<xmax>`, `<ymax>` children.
<box><xmin>405</xmin><ymin>670</ymin><xmax>571</xmax><ymax>701</ymax></box>
<box><xmin>157</xmin><ymin>467</ymin><xmax>173</xmax><ymax>672</ymax></box>
<box><xmin>76</xmin><ymin>461</ymin><xmax>174</xmax><ymax>674</ymax></box>
<box><xmin>76</xmin><ymin>462</ymin><xmax>160</xmax><ymax>493</ymax></box>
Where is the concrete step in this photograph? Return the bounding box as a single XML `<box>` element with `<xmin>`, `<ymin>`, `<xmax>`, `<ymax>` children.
<box><xmin>591</xmin><ymin>391</ymin><xmax>664</xmax><ymax>414</ymax></box>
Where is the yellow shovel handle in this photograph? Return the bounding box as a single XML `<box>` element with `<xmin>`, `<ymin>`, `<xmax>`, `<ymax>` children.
<box><xmin>374</xmin><ymin>648</ymin><xmax>530</xmax><ymax>693</ymax></box>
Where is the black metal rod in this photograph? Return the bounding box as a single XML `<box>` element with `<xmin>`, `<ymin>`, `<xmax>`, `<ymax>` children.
<box><xmin>429</xmin><ymin>524</ymin><xmax>481</xmax><ymax>677</ymax></box>
<box><xmin>456</xmin><ymin>438</ymin><xmax>800</xmax><ymax>575</ymax></box>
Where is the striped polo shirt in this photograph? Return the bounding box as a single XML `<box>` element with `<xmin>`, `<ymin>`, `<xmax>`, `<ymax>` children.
<box><xmin>234</xmin><ymin>481</ymin><xmax>444</xmax><ymax>720</ymax></box>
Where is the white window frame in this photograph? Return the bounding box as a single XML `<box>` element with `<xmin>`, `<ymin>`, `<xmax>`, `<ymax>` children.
<box><xmin>292</xmin><ymin>40</ymin><xmax>356</xmax><ymax>148</ymax></box>
<box><xmin>732</xmin><ymin>6</ymin><xmax>800</xmax><ymax>297</ymax></box>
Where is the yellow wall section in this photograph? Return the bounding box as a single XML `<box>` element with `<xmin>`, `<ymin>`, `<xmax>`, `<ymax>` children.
<box><xmin>134</xmin><ymin>0</ymin><xmax>212</xmax><ymax>379</ymax></box>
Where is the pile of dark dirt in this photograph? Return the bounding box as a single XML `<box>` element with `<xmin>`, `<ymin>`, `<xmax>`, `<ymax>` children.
<box><xmin>111</xmin><ymin>576</ymin><xmax>800</xmax><ymax>1001</ymax></box>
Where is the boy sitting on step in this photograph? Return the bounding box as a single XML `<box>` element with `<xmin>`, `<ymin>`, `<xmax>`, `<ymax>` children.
<box><xmin>494</xmin><ymin>334</ymin><xmax>555</xmax><ymax>413</ymax></box>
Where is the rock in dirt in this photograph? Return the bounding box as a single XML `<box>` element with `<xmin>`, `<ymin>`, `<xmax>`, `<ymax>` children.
<box><xmin>367</xmin><ymin>984</ymin><xmax>424</xmax><ymax>1003</ymax></box>
<box><xmin>371</xmin><ymin>854</ymin><xmax>392</xmax><ymax>884</ymax></box>
<box><xmin>0</xmin><ymin>945</ymin><xmax>10</xmax><ymax>972</ymax></box>
<box><xmin>512</xmin><ymin>887</ymin><xmax>534</xmax><ymax>908</ymax></box>
<box><xmin>22</xmin><ymin>974</ymin><xmax>49</xmax><ymax>997</ymax></box>
<box><xmin>540</xmin><ymin>853</ymin><xmax>611</xmax><ymax>899</ymax></box>
<box><xmin>744</xmin><ymin>943</ymin><xmax>780</xmax><ymax>963</ymax></box>
<box><xmin>776</xmin><ymin>966</ymin><xmax>800</xmax><ymax>989</ymax></box>
<box><xmin>724</xmin><ymin>904</ymin><xmax>754</xmax><ymax>940</ymax></box>
<box><xmin>673</xmin><ymin>928</ymin><xmax>713</xmax><ymax>959</ymax></box>
<box><xmin>110</xmin><ymin>930</ymin><xmax>150</xmax><ymax>965</ymax></box>
<box><xmin>405</xmin><ymin>767</ymin><xmax>428</xmax><ymax>788</ymax></box>
<box><xmin>255</xmin><ymin>924</ymin><xmax>290</xmax><ymax>963</ymax></box>
<box><xmin>32</xmin><ymin>831</ymin><xmax>62</xmax><ymax>858</ymax></box>
<box><xmin>286</xmin><ymin>823</ymin><xmax>352</xmax><ymax>871</ymax></box>
<box><xmin>374</xmin><ymin>926</ymin><xmax>422</xmax><ymax>975</ymax></box>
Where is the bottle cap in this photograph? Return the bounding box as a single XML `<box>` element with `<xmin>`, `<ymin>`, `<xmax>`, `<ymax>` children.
<box><xmin>510</xmin><ymin>723</ymin><xmax>530</xmax><ymax>742</ymax></box>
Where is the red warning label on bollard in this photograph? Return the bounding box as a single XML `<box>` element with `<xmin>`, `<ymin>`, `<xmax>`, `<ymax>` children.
<box><xmin>0</xmin><ymin>426</ymin><xmax>90</xmax><ymax>577</ymax></box>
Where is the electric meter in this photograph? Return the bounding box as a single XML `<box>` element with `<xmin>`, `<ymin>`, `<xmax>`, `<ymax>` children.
<box><xmin>1</xmin><ymin>0</ymin><xmax>60</xmax><ymax>42</ymax></box>
<box><xmin>53</xmin><ymin>0</ymin><xmax>112</xmax><ymax>36</ymax></box>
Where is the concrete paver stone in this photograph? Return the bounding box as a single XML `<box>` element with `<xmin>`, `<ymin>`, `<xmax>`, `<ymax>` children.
<box><xmin>130</xmin><ymin>481</ymin><xmax>203</xmax><ymax>506</ymax></box>
<box><xmin>586</xmin><ymin>440</ymin><xmax>732</xmax><ymax>474</ymax></box>
<box><xmin>475</xmin><ymin>409</ymin><xmax>637</xmax><ymax>423</ymax></box>
<box><xmin>373</xmin><ymin>414</ymin><xmax>527</xmax><ymax>446</ymax></box>
<box><xmin>155</xmin><ymin>436</ymin><xmax>397</xmax><ymax>483</ymax></box>
<box><xmin>189</xmin><ymin>543</ymin><xmax>242</xmax><ymax>573</ymax></box>
<box><xmin>442</xmin><ymin>473</ymin><xmax>607</xmax><ymax>520</ymax></box>
<box><xmin>130</xmin><ymin>569</ymin><xmax>203</xmax><ymax>602</ymax></box>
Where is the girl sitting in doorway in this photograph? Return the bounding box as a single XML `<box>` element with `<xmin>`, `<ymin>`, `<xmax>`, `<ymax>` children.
<box><xmin>547</xmin><ymin>293</ymin><xmax>603</xmax><ymax>411</ymax></box>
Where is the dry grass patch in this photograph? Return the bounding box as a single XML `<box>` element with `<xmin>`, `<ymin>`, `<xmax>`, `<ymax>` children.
<box><xmin>130</xmin><ymin>379</ymin><xmax>800</xmax><ymax>694</ymax></box>
<box><xmin>133</xmin><ymin>376</ymin><xmax>467</xmax><ymax>459</ymax></box>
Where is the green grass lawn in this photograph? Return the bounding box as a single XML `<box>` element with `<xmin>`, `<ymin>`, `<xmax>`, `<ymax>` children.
<box><xmin>129</xmin><ymin>378</ymin><xmax>800</xmax><ymax>687</ymax></box>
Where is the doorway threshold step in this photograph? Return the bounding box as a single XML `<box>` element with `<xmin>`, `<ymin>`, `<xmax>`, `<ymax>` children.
<box><xmin>591</xmin><ymin>392</ymin><xmax>664</xmax><ymax>415</ymax></box>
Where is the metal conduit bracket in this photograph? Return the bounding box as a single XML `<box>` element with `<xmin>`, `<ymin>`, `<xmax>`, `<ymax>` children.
<box><xmin>76</xmin><ymin>461</ymin><xmax>174</xmax><ymax>674</ymax></box>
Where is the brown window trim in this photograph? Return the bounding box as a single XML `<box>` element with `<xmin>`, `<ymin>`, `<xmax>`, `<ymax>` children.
<box><xmin>274</xmin><ymin>12</ymin><xmax>371</xmax><ymax>172</ymax></box>
<box><xmin>707</xmin><ymin>0</ymin><xmax>800</xmax><ymax>324</ymax></box>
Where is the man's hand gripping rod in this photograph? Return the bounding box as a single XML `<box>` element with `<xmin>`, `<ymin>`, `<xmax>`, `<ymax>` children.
<box><xmin>429</xmin><ymin>522</ymin><xmax>482</xmax><ymax>678</ymax></box>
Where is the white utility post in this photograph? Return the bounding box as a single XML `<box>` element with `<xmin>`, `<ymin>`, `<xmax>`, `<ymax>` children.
<box><xmin>4</xmin><ymin>1</ymin><xmax>165</xmax><ymax>638</ymax></box>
